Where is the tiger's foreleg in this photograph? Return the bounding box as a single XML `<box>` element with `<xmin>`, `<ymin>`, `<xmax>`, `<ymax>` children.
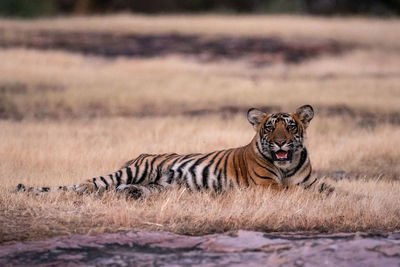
<box><xmin>302</xmin><ymin>178</ymin><xmax>335</xmax><ymax>196</ymax></box>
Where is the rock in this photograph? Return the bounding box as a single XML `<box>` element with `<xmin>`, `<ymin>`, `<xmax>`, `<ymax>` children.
<box><xmin>0</xmin><ymin>230</ymin><xmax>399</xmax><ymax>266</ymax></box>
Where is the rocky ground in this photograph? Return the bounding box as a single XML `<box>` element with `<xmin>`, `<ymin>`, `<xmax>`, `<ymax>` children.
<box><xmin>1</xmin><ymin>230</ymin><xmax>399</xmax><ymax>266</ymax></box>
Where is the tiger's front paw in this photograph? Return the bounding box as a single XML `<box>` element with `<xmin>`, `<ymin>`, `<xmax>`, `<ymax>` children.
<box><xmin>13</xmin><ymin>183</ymin><xmax>27</xmax><ymax>193</ymax></box>
<box><xmin>319</xmin><ymin>182</ymin><xmax>335</xmax><ymax>196</ymax></box>
<box><xmin>17</xmin><ymin>183</ymin><xmax>26</xmax><ymax>192</ymax></box>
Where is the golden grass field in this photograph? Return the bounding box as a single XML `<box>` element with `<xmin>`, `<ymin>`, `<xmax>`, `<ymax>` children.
<box><xmin>1</xmin><ymin>15</ymin><xmax>400</xmax><ymax>243</ymax></box>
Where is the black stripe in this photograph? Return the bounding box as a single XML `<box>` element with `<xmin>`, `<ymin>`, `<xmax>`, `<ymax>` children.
<box><xmin>286</xmin><ymin>149</ymin><xmax>308</xmax><ymax>178</ymax></box>
<box><xmin>189</xmin><ymin>152</ymin><xmax>213</xmax><ymax>191</ymax></box>
<box><xmin>131</xmin><ymin>165</ymin><xmax>139</xmax><ymax>184</ymax></box>
<box><xmin>253</xmin><ymin>159</ymin><xmax>278</xmax><ymax>178</ymax></box>
<box><xmin>212</xmin><ymin>180</ymin><xmax>218</xmax><ymax>192</ymax></box>
<box><xmin>181</xmin><ymin>153</ymin><xmax>200</xmax><ymax>161</ymax></box>
<box><xmin>100</xmin><ymin>176</ymin><xmax>109</xmax><ymax>190</ymax></box>
<box><xmin>176</xmin><ymin>157</ymin><xmax>197</xmax><ymax>185</ymax></box>
<box><xmin>176</xmin><ymin>159</ymin><xmax>195</xmax><ymax>185</ymax></box>
<box><xmin>297</xmin><ymin>170</ymin><xmax>311</xmax><ymax>185</ymax></box>
<box><xmin>256</xmin><ymin>141</ymin><xmax>274</xmax><ymax>165</ymax></box>
<box><xmin>223</xmin><ymin>150</ymin><xmax>233</xmax><ymax>189</ymax></box>
<box><xmin>42</xmin><ymin>187</ymin><xmax>50</xmax><ymax>192</ymax></box>
<box><xmin>181</xmin><ymin>154</ymin><xmax>194</xmax><ymax>161</ymax></box>
<box><xmin>304</xmin><ymin>178</ymin><xmax>317</xmax><ymax>189</ymax></box>
<box><xmin>167</xmin><ymin>169</ymin><xmax>175</xmax><ymax>184</ymax></box>
<box><xmin>215</xmin><ymin>170</ymin><xmax>223</xmax><ymax>192</ymax></box>
<box><xmin>238</xmin><ymin>150</ymin><xmax>249</xmax><ymax>187</ymax></box>
<box><xmin>126</xmin><ymin>167</ymin><xmax>133</xmax><ymax>184</ymax></box>
<box><xmin>136</xmin><ymin>160</ymin><xmax>149</xmax><ymax>184</ymax></box>
<box><xmin>253</xmin><ymin>170</ymin><xmax>274</xmax><ymax>180</ymax></box>
<box><xmin>115</xmin><ymin>170</ymin><xmax>123</xmax><ymax>186</ymax></box>
<box><xmin>319</xmin><ymin>183</ymin><xmax>326</xmax><ymax>193</ymax></box>
<box><xmin>133</xmin><ymin>155</ymin><xmax>143</xmax><ymax>167</ymax></box>
<box><xmin>92</xmin><ymin>178</ymin><xmax>99</xmax><ymax>190</ymax></box>
<box><xmin>108</xmin><ymin>174</ymin><xmax>114</xmax><ymax>184</ymax></box>
<box><xmin>135</xmin><ymin>154</ymin><xmax>148</xmax><ymax>167</ymax></box>
<box><xmin>166</xmin><ymin>157</ymin><xmax>182</xmax><ymax>184</ymax></box>
<box><xmin>248</xmin><ymin>174</ymin><xmax>257</xmax><ymax>185</ymax></box>
<box><xmin>213</xmin><ymin>150</ymin><xmax>230</xmax><ymax>175</ymax></box>
<box><xmin>212</xmin><ymin>150</ymin><xmax>230</xmax><ymax>191</ymax></box>
<box><xmin>259</xmin><ymin>127</ymin><xmax>264</xmax><ymax>140</ymax></box>
<box><xmin>202</xmin><ymin>151</ymin><xmax>224</xmax><ymax>189</ymax></box>
<box><xmin>232</xmin><ymin>151</ymin><xmax>241</xmax><ymax>186</ymax></box>
<box><xmin>154</xmin><ymin>155</ymin><xmax>175</xmax><ymax>183</ymax></box>
<box><xmin>148</xmin><ymin>155</ymin><xmax>162</xmax><ymax>183</ymax></box>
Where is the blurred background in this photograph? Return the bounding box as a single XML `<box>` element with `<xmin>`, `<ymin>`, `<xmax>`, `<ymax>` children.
<box><xmin>1</xmin><ymin>0</ymin><xmax>400</xmax><ymax>17</ymax></box>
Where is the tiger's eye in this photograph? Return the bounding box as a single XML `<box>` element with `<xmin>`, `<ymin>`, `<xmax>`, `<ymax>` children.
<box><xmin>265</xmin><ymin>126</ymin><xmax>274</xmax><ymax>132</ymax></box>
<box><xmin>287</xmin><ymin>125</ymin><xmax>297</xmax><ymax>131</ymax></box>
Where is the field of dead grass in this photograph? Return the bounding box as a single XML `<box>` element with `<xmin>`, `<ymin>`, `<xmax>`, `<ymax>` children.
<box><xmin>1</xmin><ymin>14</ymin><xmax>400</xmax><ymax>49</ymax></box>
<box><xmin>1</xmin><ymin>115</ymin><xmax>400</xmax><ymax>243</ymax></box>
<box><xmin>1</xmin><ymin>15</ymin><xmax>400</xmax><ymax>243</ymax></box>
<box><xmin>1</xmin><ymin>48</ymin><xmax>400</xmax><ymax>120</ymax></box>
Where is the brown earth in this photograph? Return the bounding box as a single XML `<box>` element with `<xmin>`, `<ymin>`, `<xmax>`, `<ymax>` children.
<box><xmin>1</xmin><ymin>230</ymin><xmax>399</xmax><ymax>266</ymax></box>
<box><xmin>0</xmin><ymin>29</ymin><xmax>343</xmax><ymax>66</ymax></box>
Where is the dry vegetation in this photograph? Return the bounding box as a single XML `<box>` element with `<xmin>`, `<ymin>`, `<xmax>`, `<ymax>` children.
<box><xmin>1</xmin><ymin>15</ymin><xmax>400</xmax><ymax>243</ymax></box>
<box><xmin>1</xmin><ymin>48</ymin><xmax>400</xmax><ymax>119</ymax></box>
<box><xmin>1</xmin><ymin>14</ymin><xmax>400</xmax><ymax>49</ymax></box>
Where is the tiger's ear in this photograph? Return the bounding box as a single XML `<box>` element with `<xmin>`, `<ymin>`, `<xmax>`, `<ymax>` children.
<box><xmin>295</xmin><ymin>105</ymin><xmax>314</xmax><ymax>128</ymax></box>
<box><xmin>247</xmin><ymin>108</ymin><xmax>267</xmax><ymax>130</ymax></box>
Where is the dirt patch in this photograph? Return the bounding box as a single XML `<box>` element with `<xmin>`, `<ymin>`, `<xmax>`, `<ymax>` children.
<box><xmin>0</xmin><ymin>29</ymin><xmax>343</xmax><ymax>65</ymax></box>
<box><xmin>1</xmin><ymin>230</ymin><xmax>399</xmax><ymax>266</ymax></box>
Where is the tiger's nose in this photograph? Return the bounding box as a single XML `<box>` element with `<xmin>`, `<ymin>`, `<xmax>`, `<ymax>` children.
<box><xmin>275</xmin><ymin>139</ymin><xmax>286</xmax><ymax>146</ymax></box>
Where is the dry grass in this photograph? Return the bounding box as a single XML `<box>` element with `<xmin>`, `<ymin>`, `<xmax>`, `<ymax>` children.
<box><xmin>1</xmin><ymin>15</ymin><xmax>400</xmax><ymax>49</ymax></box>
<box><xmin>2</xmin><ymin>181</ymin><xmax>400</xmax><ymax>243</ymax></box>
<box><xmin>1</xmin><ymin>47</ymin><xmax>400</xmax><ymax>120</ymax></box>
<box><xmin>1</xmin><ymin>15</ymin><xmax>400</xmax><ymax>243</ymax></box>
<box><xmin>1</xmin><ymin>116</ymin><xmax>400</xmax><ymax>243</ymax></box>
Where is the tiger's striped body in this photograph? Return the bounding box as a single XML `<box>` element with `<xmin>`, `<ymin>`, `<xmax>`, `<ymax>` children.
<box><xmin>17</xmin><ymin>105</ymin><xmax>333</xmax><ymax>198</ymax></box>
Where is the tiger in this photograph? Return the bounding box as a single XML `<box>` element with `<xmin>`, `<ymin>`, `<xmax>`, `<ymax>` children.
<box><xmin>16</xmin><ymin>105</ymin><xmax>333</xmax><ymax>198</ymax></box>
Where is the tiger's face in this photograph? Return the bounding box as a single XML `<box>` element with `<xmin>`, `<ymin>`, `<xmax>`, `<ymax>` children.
<box><xmin>247</xmin><ymin>105</ymin><xmax>314</xmax><ymax>165</ymax></box>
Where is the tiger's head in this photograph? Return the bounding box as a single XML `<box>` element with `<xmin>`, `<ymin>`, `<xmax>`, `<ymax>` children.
<box><xmin>247</xmin><ymin>105</ymin><xmax>314</xmax><ymax>167</ymax></box>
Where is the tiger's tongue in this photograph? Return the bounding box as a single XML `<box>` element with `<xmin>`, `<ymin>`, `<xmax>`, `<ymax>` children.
<box><xmin>276</xmin><ymin>151</ymin><xmax>288</xmax><ymax>159</ymax></box>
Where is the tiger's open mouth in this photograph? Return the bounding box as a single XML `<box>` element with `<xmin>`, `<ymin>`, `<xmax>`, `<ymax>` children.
<box><xmin>272</xmin><ymin>150</ymin><xmax>292</xmax><ymax>161</ymax></box>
